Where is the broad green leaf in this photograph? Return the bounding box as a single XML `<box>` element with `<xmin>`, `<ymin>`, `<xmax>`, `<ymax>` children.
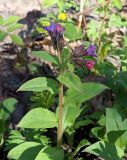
<box><xmin>2</xmin><ymin>98</ymin><xmax>17</xmax><ymax>121</ymax></box>
<box><xmin>62</xmin><ymin>105</ymin><xmax>82</xmax><ymax>131</ymax></box>
<box><xmin>114</xmin><ymin>0</ymin><xmax>122</xmax><ymax>9</ymax></box>
<box><xmin>43</xmin><ymin>0</ymin><xmax>59</xmax><ymax>8</ymax></box>
<box><xmin>58</xmin><ymin>72</ymin><xmax>81</xmax><ymax>91</ymax></box>
<box><xmin>18</xmin><ymin>108</ymin><xmax>57</xmax><ymax>129</ymax></box>
<box><xmin>0</xmin><ymin>30</ymin><xmax>7</xmax><ymax>41</ymax></box>
<box><xmin>74</xmin><ymin>139</ymin><xmax>90</xmax><ymax>156</ymax></box>
<box><xmin>7</xmin><ymin>23</ymin><xmax>23</xmax><ymax>32</ymax></box>
<box><xmin>35</xmin><ymin>146</ymin><xmax>64</xmax><ymax>160</ymax></box>
<box><xmin>17</xmin><ymin>77</ymin><xmax>54</xmax><ymax>94</ymax></box>
<box><xmin>64</xmin><ymin>23</ymin><xmax>83</xmax><ymax>41</ymax></box>
<box><xmin>11</xmin><ymin>34</ymin><xmax>24</xmax><ymax>46</ymax></box>
<box><xmin>7</xmin><ymin>142</ymin><xmax>42</xmax><ymax>160</ymax></box>
<box><xmin>106</xmin><ymin>108</ymin><xmax>127</xmax><ymax>133</ymax></box>
<box><xmin>64</xmin><ymin>83</ymin><xmax>108</xmax><ymax>106</ymax></box>
<box><xmin>106</xmin><ymin>108</ymin><xmax>127</xmax><ymax>148</ymax></box>
<box><xmin>107</xmin><ymin>130</ymin><xmax>127</xmax><ymax>149</ymax></box>
<box><xmin>84</xmin><ymin>141</ymin><xmax>124</xmax><ymax>160</ymax></box>
<box><xmin>32</xmin><ymin>51</ymin><xmax>59</xmax><ymax>65</ymax></box>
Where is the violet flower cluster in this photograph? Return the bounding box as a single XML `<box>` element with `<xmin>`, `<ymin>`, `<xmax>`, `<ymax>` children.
<box><xmin>43</xmin><ymin>22</ymin><xmax>97</xmax><ymax>70</ymax></box>
<box><xmin>43</xmin><ymin>22</ymin><xmax>65</xmax><ymax>50</ymax></box>
<box><xmin>72</xmin><ymin>44</ymin><xmax>97</xmax><ymax>70</ymax></box>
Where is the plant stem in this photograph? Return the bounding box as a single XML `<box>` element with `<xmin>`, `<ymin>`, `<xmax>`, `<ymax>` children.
<box><xmin>97</xmin><ymin>0</ymin><xmax>110</xmax><ymax>47</ymax></box>
<box><xmin>57</xmin><ymin>44</ymin><xmax>63</xmax><ymax>146</ymax></box>
<box><xmin>57</xmin><ymin>83</ymin><xmax>63</xmax><ymax>146</ymax></box>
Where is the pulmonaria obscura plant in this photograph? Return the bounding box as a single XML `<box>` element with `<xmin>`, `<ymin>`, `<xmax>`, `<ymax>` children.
<box><xmin>11</xmin><ymin>21</ymin><xmax>108</xmax><ymax>160</ymax></box>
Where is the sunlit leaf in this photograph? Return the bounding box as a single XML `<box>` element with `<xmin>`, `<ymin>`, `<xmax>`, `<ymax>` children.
<box><xmin>18</xmin><ymin>108</ymin><xmax>57</xmax><ymax>129</ymax></box>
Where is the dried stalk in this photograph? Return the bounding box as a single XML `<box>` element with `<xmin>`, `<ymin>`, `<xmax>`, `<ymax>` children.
<box><xmin>78</xmin><ymin>0</ymin><xmax>84</xmax><ymax>29</ymax></box>
<box><xmin>97</xmin><ymin>0</ymin><xmax>111</xmax><ymax>46</ymax></box>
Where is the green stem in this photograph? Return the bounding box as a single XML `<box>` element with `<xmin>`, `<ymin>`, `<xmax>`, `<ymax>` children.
<box><xmin>57</xmin><ymin>83</ymin><xmax>63</xmax><ymax>146</ymax></box>
<box><xmin>57</xmin><ymin>43</ymin><xmax>63</xmax><ymax>146</ymax></box>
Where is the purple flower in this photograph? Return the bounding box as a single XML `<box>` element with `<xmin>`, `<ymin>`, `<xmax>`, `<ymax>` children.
<box><xmin>43</xmin><ymin>22</ymin><xmax>64</xmax><ymax>33</ymax></box>
<box><xmin>86</xmin><ymin>45</ymin><xmax>97</xmax><ymax>57</ymax></box>
<box><xmin>72</xmin><ymin>44</ymin><xmax>97</xmax><ymax>70</ymax></box>
<box><xmin>43</xmin><ymin>22</ymin><xmax>57</xmax><ymax>32</ymax></box>
<box><xmin>43</xmin><ymin>22</ymin><xmax>65</xmax><ymax>50</ymax></box>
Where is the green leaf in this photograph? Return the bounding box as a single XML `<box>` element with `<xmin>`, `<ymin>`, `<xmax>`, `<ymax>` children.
<box><xmin>2</xmin><ymin>98</ymin><xmax>18</xmax><ymax>121</ymax></box>
<box><xmin>3</xmin><ymin>16</ymin><xmax>20</xmax><ymax>26</ymax></box>
<box><xmin>64</xmin><ymin>83</ymin><xmax>108</xmax><ymax>106</ymax></box>
<box><xmin>106</xmin><ymin>108</ymin><xmax>127</xmax><ymax>133</ymax></box>
<box><xmin>17</xmin><ymin>77</ymin><xmax>54</xmax><ymax>94</ymax></box>
<box><xmin>35</xmin><ymin>146</ymin><xmax>64</xmax><ymax>160</ymax></box>
<box><xmin>0</xmin><ymin>30</ymin><xmax>7</xmax><ymax>41</ymax></box>
<box><xmin>114</xmin><ymin>0</ymin><xmax>122</xmax><ymax>9</ymax></box>
<box><xmin>62</xmin><ymin>105</ymin><xmax>82</xmax><ymax>131</ymax></box>
<box><xmin>74</xmin><ymin>139</ymin><xmax>90</xmax><ymax>156</ymax></box>
<box><xmin>43</xmin><ymin>0</ymin><xmax>59</xmax><ymax>8</ymax></box>
<box><xmin>91</xmin><ymin>127</ymin><xmax>105</xmax><ymax>140</ymax></box>
<box><xmin>64</xmin><ymin>23</ymin><xmax>83</xmax><ymax>41</ymax></box>
<box><xmin>32</xmin><ymin>51</ymin><xmax>59</xmax><ymax>65</ymax></box>
<box><xmin>7</xmin><ymin>142</ymin><xmax>42</xmax><ymax>160</ymax></box>
<box><xmin>18</xmin><ymin>108</ymin><xmax>57</xmax><ymax>129</ymax></box>
<box><xmin>74</xmin><ymin>119</ymin><xmax>93</xmax><ymax>129</ymax></box>
<box><xmin>84</xmin><ymin>141</ymin><xmax>124</xmax><ymax>160</ymax></box>
<box><xmin>7</xmin><ymin>23</ymin><xmax>23</xmax><ymax>32</ymax></box>
<box><xmin>106</xmin><ymin>108</ymin><xmax>127</xmax><ymax>148</ymax></box>
<box><xmin>11</xmin><ymin>34</ymin><xmax>24</xmax><ymax>46</ymax></box>
<box><xmin>58</xmin><ymin>72</ymin><xmax>81</xmax><ymax>91</ymax></box>
<box><xmin>99</xmin><ymin>43</ymin><xmax>109</xmax><ymax>61</ymax></box>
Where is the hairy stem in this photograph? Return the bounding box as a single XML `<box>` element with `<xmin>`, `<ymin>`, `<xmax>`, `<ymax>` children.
<box><xmin>57</xmin><ymin>44</ymin><xmax>63</xmax><ymax>146</ymax></box>
<box><xmin>97</xmin><ymin>0</ymin><xmax>110</xmax><ymax>47</ymax></box>
<box><xmin>57</xmin><ymin>83</ymin><xmax>63</xmax><ymax>146</ymax></box>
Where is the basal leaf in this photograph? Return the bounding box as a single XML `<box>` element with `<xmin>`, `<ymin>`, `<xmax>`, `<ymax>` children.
<box><xmin>17</xmin><ymin>77</ymin><xmax>54</xmax><ymax>94</ymax></box>
<box><xmin>7</xmin><ymin>142</ymin><xmax>42</xmax><ymax>160</ymax></box>
<box><xmin>84</xmin><ymin>141</ymin><xmax>124</xmax><ymax>160</ymax></box>
<box><xmin>35</xmin><ymin>146</ymin><xmax>64</xmax><ymax>160</ymax></box>
<box><xmin>18</xmin><ymin>108</ymin><xmax>57</xmax><ymax>129</ymax></box>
